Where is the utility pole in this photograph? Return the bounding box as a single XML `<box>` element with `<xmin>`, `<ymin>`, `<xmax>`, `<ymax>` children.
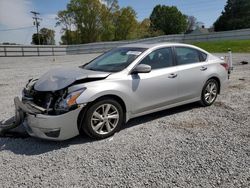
<box><xmin>31</xmin><ymin>11</ymin><xmax>42</xmax><ymax>45</ymax></box>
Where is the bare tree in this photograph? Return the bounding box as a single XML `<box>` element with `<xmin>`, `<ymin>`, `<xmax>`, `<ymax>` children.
<box><xmin>187</xmin><ymin>16</ymin><xmax>197</xmax><ymax>31</ymax></box>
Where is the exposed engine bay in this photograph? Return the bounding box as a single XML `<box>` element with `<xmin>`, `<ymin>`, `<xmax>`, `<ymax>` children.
<box><xmin>23</xmin><ymin>79</ymin><xmax>73</xmax><ymax>115</ymax></box>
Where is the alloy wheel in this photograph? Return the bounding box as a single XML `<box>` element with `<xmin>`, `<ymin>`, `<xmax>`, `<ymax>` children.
<box><xmin>91</xmin><ymin>104</ymin><xmax>119</xmax><ymax>135</ymax></box>
<box><xmin>204</xmin><ymin>82</ymin><xmax>218</xmax><ymax>104</ymax></box>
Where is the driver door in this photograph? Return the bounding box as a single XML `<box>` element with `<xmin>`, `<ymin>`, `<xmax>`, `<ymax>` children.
<box><xmin>129</xmin><ymin>47</ymin><xmax>179</xmax><ymax>115</ymax></box>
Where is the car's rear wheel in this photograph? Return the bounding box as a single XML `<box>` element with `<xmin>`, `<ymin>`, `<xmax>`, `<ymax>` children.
<box><xmin>81</xmin><ymin>98</ymin><xmax>124</xmax><ymax>139</ymax></box>
<box><xmin>200</xmin><ymin>79</ymin><xmax>219</xmax><ymax>106</ymax></box>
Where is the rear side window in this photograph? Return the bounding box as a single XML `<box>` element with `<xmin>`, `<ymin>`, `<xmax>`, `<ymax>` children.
<box><xmin>175</xmin><ymin>47</ymin><xmax>202</xmax><ymax>65</ymax></box>
<box><xmin>199</xmin><ymin>51</ymin><xmax>208</xmax><ymax>62</ymax></box>
<box><xmin>139</xmin><ymin>47</ymin><xmax>174</xmax><ymax>70</ymax></box>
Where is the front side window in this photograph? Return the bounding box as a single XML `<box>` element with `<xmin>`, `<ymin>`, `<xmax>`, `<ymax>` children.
<box><xmin>175</xmin><ymin>47</ymin><xmax>201</xmax><ymax>65</ymax></box>
<box><xmin>139</xmin><ymin>47</ymin><xmax>174</xmax><ymax>70</ymax></box>
<box><xmin>83</xmin><ymin>47</ymin><xmax>147</xmax><ymax>72</ymax></box>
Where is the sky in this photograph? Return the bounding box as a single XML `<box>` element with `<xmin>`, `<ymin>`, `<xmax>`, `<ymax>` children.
<box><xmin>0</xmin><ymin>0</ymin><xmax>227</xmax><ymax>45</ymax></box>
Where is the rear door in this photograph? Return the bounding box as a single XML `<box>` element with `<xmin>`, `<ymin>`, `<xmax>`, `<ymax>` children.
<box><xmin>173</xmin><ymin>46</ymin><xmax>209</xmax><ymax>101</ymax></box>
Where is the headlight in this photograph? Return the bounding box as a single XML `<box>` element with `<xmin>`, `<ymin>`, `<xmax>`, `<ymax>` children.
<box><xmin>26</xmin><ymin>78</ymin><xmax>37</xmax><ymax>88</ymax></box>
<box><xmin>23</xmin><ymin>78</ymin><xmax>37</xmax><ymax>99</ymax></box>
<box><xmin>58</xmin><ymin>88</ymin><xmax>86</xmax><ymax>109</ymax></box>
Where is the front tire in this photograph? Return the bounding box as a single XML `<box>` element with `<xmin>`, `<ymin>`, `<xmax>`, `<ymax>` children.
<box><xmin>200</xmin><ymin>79</ymin><xmax>219</xmax><ymax>106</ymax></box>
<box><xmin>81</xmin><ymin>98</ymin><xmax>124</xmax><ymax>139</ymax></box>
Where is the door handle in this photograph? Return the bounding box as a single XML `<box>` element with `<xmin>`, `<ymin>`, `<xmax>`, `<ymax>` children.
<box><xmin>168</xmin><ymin>73</ymin><xmax>178</xmax><ymax>78</ymax></box>
<box><xmin>200</xmin><ymin>66</ymin><xmax>208</xmax><ymax>71</ymax></box>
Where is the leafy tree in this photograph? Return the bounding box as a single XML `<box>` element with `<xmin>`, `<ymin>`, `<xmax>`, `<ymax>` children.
<box><xmin>114</xmin><ymin>7</ymin><xmax>138</xmax><ymax>40</ymax></box>
<box><xmin>60</xmin><ymin>30</ymin><xmax>79</xmax><ymax>45</ymax></box>
<box><xmin>100</xmin><ymin>0</ymin><xmax>119</xmax><ymax>41</ymax></box>
<box><xmin>56</xmin><ymin>0</ymin><xmax>166</xmax><ymax>44</ymax></box>
<box><xmin>56</xmin><ymin>0</ymin><xmax>123</xmax><ymax>43</ymax></box>
<box><xmin>137</xmin><ymin>19</ymin><xmax>151</xmax><ymax>38</ymax></box>
<box><xmin>32</xmin><ymin>33</ymin><xmax>43</xmax><ymax>45</ymax></box>
<box><xmin>135</xmin><ymin>19</ymin><xmax>164</xmax><ymax>38</ymax></box>
<box><xmin>32</xmin><ymin>28</ymin><xmax>55</xmax><ymax>45</ymax></box>
<box><xmin>56</xmin><ymin>10</ymin><xmax>76</xmax><ymax>44</ymax></box>
<box><xmin>67</xmin><ymin>0</ymin><xmax>103</xmax><ymax>43</ymax></box>
<box><xmin>214</xmin><ymin>0</ymin><xmax>250</xmax><ymax>31</ymax></box>
<box><xmin>40</xmin><ymin>28</ymin><xmax>55</xmax><ymax>45</ymax></box>
<box><xmin>150</xmin><ymin>5</ymin><xmax>188</xmax><ymax>35</ymax></box>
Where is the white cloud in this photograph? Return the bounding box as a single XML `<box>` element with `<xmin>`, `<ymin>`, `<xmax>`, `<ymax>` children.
<box><xmin>0</xmin><ymin>0</ymin><xmax>33</xmax><ymax>27</ymax></box>
<box><xmin>0</xmin><ymin>1</ymin><xmax>62</xmax><ymax>45</ymax></box>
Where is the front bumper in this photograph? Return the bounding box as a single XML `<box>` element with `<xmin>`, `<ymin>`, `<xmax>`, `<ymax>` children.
<box><xmin>15</xmin><ymin>97</ymin><xmax>83</xmax><ymax>141</ymax></box>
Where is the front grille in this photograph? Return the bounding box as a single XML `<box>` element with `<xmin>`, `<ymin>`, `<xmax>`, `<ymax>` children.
<box><xmin>33</xmin><ymin>91</ymin><xmax>53</xmax><ymax>108</ymax></box>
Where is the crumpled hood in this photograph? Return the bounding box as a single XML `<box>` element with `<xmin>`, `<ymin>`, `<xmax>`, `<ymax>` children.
<box><xmin>34</xmin><ymin>67</ymin><xmax>110</xmax><ymax>91</ymax></box>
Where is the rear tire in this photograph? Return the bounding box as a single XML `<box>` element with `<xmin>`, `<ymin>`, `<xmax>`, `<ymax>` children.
<box><xmin>80</xmin><ymin>98</ymin><xmax>124</xmax><ymax>139</ymax></box>
<box><xmin>200</xmin><ymin>79</ymin><xmax>219</xmax><ymax>106</ymax></box>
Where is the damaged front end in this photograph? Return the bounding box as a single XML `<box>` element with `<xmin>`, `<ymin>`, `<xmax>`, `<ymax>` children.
<box><xmin>0</xmin><ymin>79</ymin><xmax>86</xmax><ymax>140</ymax></box>
<box><xmin>0</xmin><ymin>67</ymin><xmax>110</xmax><ymax>140</ymax></box>
<box><xmin>22</xmin><ymin>78</ymin><xmax>86</xmax><ymax>115</ymax></box>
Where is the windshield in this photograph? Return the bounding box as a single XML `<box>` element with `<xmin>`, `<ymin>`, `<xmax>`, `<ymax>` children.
<box><xmin>83</xmin><ymin>47</ymin><xmax>147</xmax><ymax>72</ymax></box>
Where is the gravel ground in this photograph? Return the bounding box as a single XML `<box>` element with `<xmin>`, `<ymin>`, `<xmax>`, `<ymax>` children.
<box><xmin>0</xmin><ymin>53</ymin><xmax>249</xmax><ymax>187</ymax></box>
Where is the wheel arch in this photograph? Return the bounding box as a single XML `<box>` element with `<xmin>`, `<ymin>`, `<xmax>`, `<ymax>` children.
<box><xmin>77</xmin><ymin>94</ymin><xmax>127</xmax><ymax>133</ymax></box>
<box><xmin>91</xmin><ymin>94</ymin><xmax>127</xmax><ymax>114</ymax></box>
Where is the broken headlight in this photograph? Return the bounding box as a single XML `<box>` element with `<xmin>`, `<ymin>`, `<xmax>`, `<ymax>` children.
<box><xmin>22</xmin><ymin>78</ymin><xmax>38</xmax><ymax>100</ymax></box>
<box><xmin>57</xmin><ymin>88</ymin><xmax>86</xmax><ymax>109</ymax></box>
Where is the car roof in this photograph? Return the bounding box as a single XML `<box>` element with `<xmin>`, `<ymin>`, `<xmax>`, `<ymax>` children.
<box><xmin>120</xmin><ymin>42</ymin><xmax>185</xmax><ymax>49</ymax></box>
<box><xmin>120</xmin><ymin>42</ymin><xmax>209</xmax><ymax>54</ymax></box>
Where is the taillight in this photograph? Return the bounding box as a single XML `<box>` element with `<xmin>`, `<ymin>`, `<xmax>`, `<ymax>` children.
<box><xmin>220</xmin><ymin>63</ymin><xmax>229</xmax><ymax>71</ymax></box>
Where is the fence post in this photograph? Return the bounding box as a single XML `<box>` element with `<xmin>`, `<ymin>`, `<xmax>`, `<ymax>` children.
<box><xmin>52</xmin><ymin>47</ymin><xmax>55</xmax><ymax>56</ymax></box>
<box><xmin>4</xmin><ymin>46</ymin><xmax>7</xmax><ymax>57</ymax></box>
<box><xmin>37</xmin><ymin>47</ymin><xmax>40</xmax><ymax>56</ymax></box>
<box><xmin>21</xmin><ymin>47</ymin><xmax>24</xmax><ymax>56</ymax></box>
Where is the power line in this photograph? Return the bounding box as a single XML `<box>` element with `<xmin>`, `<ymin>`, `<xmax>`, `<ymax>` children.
<box><xmin>0</xmin><ymin>26</ymin><xmax>34</xmax><ymax>32</ymax></box>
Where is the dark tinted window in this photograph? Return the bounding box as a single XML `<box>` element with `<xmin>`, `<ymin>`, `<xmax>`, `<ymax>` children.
<box><xmin>175</xmin><ymin>47</ymin><xmax>201</xmax><ymax>65</ymax></box>
<box><xmin>139</xmin><ymin>47</ymin><xmax>174</xmax><ymax>70</ymax></box>
<box><xmin>199</xmin><ymin>51</ymin><xmax>208</xmax><ymax>62</ymax></box>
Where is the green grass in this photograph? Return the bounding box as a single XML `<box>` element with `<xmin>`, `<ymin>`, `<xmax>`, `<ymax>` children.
<box><xmin>191</xmin><ymin>40</ymin><xmax>250</xmax><ymax>53</ymax></box>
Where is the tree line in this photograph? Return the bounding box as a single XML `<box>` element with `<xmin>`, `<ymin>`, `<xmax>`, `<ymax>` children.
<box><xmin>55</xmin><ymin>0</ymin><xmax>194</xmax><ymax>45</ymax></box>
<box><xmin>32</xmin><ymin>0</ymin><xmax>250</xmax><ymax>45</ymax></box>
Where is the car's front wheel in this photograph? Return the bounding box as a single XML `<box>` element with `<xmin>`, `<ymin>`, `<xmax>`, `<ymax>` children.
<box><xmin>200</xmin><ymin>79</ymin><xmax>219</xmax><ymax>106</ymax></box>
<box><xmin>81</xmin><ymin>98</ymin><xmax>124</xmax><ymax>139</ymax></box>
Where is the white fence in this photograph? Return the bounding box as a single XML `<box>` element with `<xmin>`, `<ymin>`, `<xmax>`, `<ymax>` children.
<box><xmin>0</xmin><ymin>45</ymin><xmax>66</xmax><ymax>57</ymax></box>
<box><xmin>0</xmin><ymin>28</ymin><xmax>250</xmax><ymax>57</ymax></box>
<box><xmin>183</xmin><ymin>28</ymin><xmax>250</xmax><ymax>42</ymax></box>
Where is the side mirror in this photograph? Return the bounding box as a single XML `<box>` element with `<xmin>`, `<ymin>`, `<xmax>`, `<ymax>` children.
<box><xmin>131</xmin><ymin>64</ymin><xmax>151</xmax><ymax>74</ymax></box>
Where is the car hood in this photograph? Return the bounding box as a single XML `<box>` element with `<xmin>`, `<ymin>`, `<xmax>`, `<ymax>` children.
<box><xmin>34</xmin><ymin>67</ymin><xmax>110</xmax><ymax>91</ymax></box>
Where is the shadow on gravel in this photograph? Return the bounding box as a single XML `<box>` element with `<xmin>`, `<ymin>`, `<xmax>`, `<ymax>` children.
<box><xmin>125</xmin><ymin>102</ymin><xmax>200</xmax><ymax>129</ymax></box>
<box><xmin>0</xmin><ymin>135</ymin><xmax>94</xmax><ymax>156</ymax></box>
<box><xmin>0</xmin><ymin>102</ymin><xmax>200</xmax><ymax>156</ymax></box>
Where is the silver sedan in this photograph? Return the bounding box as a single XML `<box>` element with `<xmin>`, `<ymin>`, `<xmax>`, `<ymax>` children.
<box><xmin>14</xmin><ymin>43</ymin><xmax>229</xmax><ymax>140</ymax></box>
